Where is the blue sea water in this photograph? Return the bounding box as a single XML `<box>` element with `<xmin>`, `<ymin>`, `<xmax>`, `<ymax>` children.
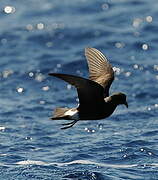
<box><xmin>0</xmin><ymin>0</ymin><xmax>158</xmax><ymax>179</ymax></box>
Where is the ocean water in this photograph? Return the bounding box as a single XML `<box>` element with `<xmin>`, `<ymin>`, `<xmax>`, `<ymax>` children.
<box><xmin>0</xmin><ymin>0</ymin><xmax>158</xmax><ymax>179</ymax></box>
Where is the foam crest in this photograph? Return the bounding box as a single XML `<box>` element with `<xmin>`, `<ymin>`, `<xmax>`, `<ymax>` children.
<box><xmin>16</xmin><ymin>160</ymin><xmax>46</xmax><ymax>165</ymax></box>
<box><xmin>16</xmin><ymin>159</ymin><xmax>138</xmax><ymax>168</ymax></box>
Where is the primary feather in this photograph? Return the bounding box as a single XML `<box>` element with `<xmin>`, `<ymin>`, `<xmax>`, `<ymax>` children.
<box><xmin>85</xmin><ymin>48</ymin><xmax>114</xmax><ymax>97</ymax></box>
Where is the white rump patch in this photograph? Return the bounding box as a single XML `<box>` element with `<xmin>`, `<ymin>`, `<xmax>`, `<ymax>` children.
<box><xmin>64</xmin><ymin>109</ymin><xmax>79</xmax><ymax>120</ymax></box>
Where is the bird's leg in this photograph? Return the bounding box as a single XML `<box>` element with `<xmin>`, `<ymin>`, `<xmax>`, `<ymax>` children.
<box><xmin>61</xmin><ymin>120</ymin><xmax>78</xmax><ymax>130</ymax></box>
<box><xmin>61</xmin><ymin>121</ymin><xmax>75</xmax><ymax>126</ymax></box>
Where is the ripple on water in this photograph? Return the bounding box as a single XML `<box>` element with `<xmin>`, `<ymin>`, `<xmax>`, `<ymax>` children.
<box><xmin>142</xmin><ymin>130</ymin><xmax>158</xmax><ymax>137</ymax></box>
<box><xmin>63</xmin><ymin>171</ymin><xmax>107</xmax><ymax>180</ymax></box>
<box><xmin>124</xmin><ymin>140</ymin><xmax>154</xmax><ymax>148</ymax></box>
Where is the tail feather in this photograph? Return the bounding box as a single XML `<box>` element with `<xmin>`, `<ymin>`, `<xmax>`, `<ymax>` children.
<box><xmin>51</xmin><ymin>107</ymin><xmax>70</xmax><ymax>120</ymax></box>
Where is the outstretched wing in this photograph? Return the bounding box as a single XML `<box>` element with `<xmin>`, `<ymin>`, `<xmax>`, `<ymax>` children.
<box><xmin>85</xmin><ymin>47</ymin><xmax>114</xmax><ymax>97</ymax></box>
<box><xmin>49</xmin><ymin>73</ymin><xmax>105</xmax><ymax>111</ymax></box>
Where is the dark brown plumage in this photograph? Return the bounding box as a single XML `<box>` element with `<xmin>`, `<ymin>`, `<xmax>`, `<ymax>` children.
<box><xmin>49</xmin><ymin>48</ymin><xmax>128</xmax><ymax>129</ymax></box>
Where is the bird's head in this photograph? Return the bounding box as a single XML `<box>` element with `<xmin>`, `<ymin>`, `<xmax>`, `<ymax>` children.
<box><xmin>111</xmin><ymin>92</ymin><xmax>128</xmax><ymax>108</ymax></box>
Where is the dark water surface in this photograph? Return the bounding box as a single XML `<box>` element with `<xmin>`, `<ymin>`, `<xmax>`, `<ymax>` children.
<box><xmin>0</xmin><ymin>0</ymin><xmax>158</xmax><ymax>179</ymax></box>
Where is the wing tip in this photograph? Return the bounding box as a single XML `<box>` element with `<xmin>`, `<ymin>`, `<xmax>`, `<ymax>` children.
<box><xmin>85</xmin><ymin>47</ymin><xmax>96</xmax><ymax>56</ymax></box>
<box><xmin>49</xmin><ymin>73</ymin><xmax>63</xmax><ymax>76</ymax></box>
<box><xmin>48</xmin><ymin>73</ymin><xmax>53</xmax><ymax>76</ymax></box>
<box><xmin>85</xmin><ymin>47</ymin><xmax>91</xmax><ymax>50</ymax></box>
<box><xmin>85</xmin><ymin>47</ymin><xmax>102</xmax><ymax>55</ymax></box>
<box><xmin>48</xmin><ymin>73</ymin><xmax>57</xmax><ymax>76</ymax></box>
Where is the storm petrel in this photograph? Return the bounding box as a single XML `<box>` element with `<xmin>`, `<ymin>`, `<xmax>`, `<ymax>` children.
<box><xmin>49</xmin><ymin>48</ymin><xmax>128</xmax><ymax>129</ymax></box>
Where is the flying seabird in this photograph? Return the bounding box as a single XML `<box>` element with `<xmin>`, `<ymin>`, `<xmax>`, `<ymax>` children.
<box><xmin>49</xmin><ymin>48</ymin><xmax>128</xmax><ymax>129</ymax></box>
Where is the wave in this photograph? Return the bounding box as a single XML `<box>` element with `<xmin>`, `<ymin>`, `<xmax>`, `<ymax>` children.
<box><xmin>12</xmin><ymin>159</ymin><xmax>158</xmax><ymax>169</ymax></box>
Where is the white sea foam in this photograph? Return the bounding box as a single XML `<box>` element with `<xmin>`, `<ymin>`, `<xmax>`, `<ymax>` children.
<box><xmin>0</xmin><ymin>126</ymin><xmax>6</xmax><ymax>131</ymax></box>
<box><xmin>53</xmin><ymin>160</ymin><xmax>138</xmax><ymax>168</ymax></box>
<box><xmin>4</xmin><ymin>159</ymin><xmax>158</xmax><ymax>169</ymax></box>
<box><xmin>16</xmin><ymin>160</ymin><xmax>46</xmax><ymax>165</ymax></box>
<box><xmin>15</xmin><ymin>159</ymin><xmax>139</xmax><ymax>168</ymax></box>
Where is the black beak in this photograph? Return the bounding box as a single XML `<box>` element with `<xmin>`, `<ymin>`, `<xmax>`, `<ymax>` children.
<box><xmin>124</xmin><ymin>101</ymin><xmax>128</xmax><ymax>108</ymax></box>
